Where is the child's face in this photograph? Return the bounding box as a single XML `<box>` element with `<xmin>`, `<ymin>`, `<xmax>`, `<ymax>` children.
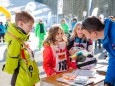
<box><xmin>73</xmin><ymin>20</ymin><xmax>77</xmax><ymax>22</ymax></box>
<box><xmin>76</xmin><ymin>25</ymin><xmax>83</xmax><ymax>38</ymax></box>
<box><xmin>61</xmin><ymin>20</ymin><xmax>65</xmax><ymax>24</ymax></box>
<box><xmin>39</xmin><ymin>20</ymin><xmax>42</xmax><ymax>24</ymax></box>
<box><xmin>21</xmin><ymin>21</ymin><xmax>34</xmax><ymax>34</ymax></box>
<box><xmin>55</xmin><ymin>29</ymin><xmax>64</xmax><ymax>42</ymax></box>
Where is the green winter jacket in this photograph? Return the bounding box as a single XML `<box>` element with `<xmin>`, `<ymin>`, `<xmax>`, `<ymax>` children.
<box><xmin>35</xmin><ymin>23</ymin><xmax>46</xmax><ymax>37</ymax></box>
<box><xmin>3</xmin><ymin>23</ymin><xmax>40</xmax><ymax>86</ymax></box>
<box><xmin>61</xmin><ymin>23</ymin><xmax>69</xmax><ymax>34</ymax></box>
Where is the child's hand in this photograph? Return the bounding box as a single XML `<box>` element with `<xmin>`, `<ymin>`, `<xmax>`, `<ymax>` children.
<box><xmin>69</xmin><ymin>67</ymin><xmax>73</xmax><ymax>70</ymax></box>
<box><xmin>71</xmin><ymin>58</ymin><xmax>76</xmax><ymax>61</ymax></box>
<box><xmin>51</xmin><ymin>72</ymin><xmax>56</xmax><ymax>76</ymax></box>
<box><xmin>69</xmin><ymin>49</ymin><xmax>75</xmax><ymax>55</ymax></box>
<box><xmin>69</xmin><ymin>48</ymin><xmax>78</xmax><ymax>55</ymax></box>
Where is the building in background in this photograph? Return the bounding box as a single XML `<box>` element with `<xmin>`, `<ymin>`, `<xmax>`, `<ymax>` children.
<box><xmin>35</xmin><ymin>0</ymin><xmax>115</xmax><ymax>20</ymax></box>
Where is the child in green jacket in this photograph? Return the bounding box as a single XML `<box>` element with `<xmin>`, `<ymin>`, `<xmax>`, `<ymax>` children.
<box><xmin>60</xmin><ymin>18</ymin><xmax>69</xmax><ymax>34</ymax></box>
<box><xmin>35</xmin><ymin>19</ymin><xmax>46</xmax><ymax>50</ymax></box>
<box><xmin>3</xmin><ymin>11</ymin><xmax>40</xmax><ymax>86</ymax></box>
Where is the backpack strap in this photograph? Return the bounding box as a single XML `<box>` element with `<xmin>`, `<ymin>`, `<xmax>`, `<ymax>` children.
<box><xmin>21</xmin><ymin>48</ymin><xmax>28</xmax><ymax>65</ymax></box>
<box><xmin>7</xmin><ymin>32</ymin><xmax>29</xmax><ymax>65</ymax></box>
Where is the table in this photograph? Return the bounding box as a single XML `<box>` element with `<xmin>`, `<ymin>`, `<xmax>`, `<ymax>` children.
<box><xmin>40</xmin><ymin>67</ymin><xmax>106</xmax><ymax>86</ymax></box>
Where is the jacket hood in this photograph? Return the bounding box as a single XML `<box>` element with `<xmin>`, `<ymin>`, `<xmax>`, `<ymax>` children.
<box><xmin>104</xmin><ymin>18</ymin><xmax>112</xmax><ymax>39</ymax></box>
<box><xmin>5</xmin><ymin>23</ymin><xmax>30</xmax><ymax>42</ymax></box>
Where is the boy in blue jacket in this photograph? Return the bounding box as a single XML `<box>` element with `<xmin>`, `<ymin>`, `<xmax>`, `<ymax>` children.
<box><xmin>81</xmin><ymin>16</ymin><xmax>115</xmax><ymax>86</ymax></box>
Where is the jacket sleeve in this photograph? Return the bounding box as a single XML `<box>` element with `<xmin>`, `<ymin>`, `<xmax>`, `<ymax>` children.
<box><xmin>43</xmin><ymin>46</ymin><xmax>56</xmax><ymax>76</ymax></box>
<box><xmin>67</xmin><ymin>39</ymin><xmax>74</xmax><ymax>50</ymax></box>
<box><xmin>35</xmin><ymin>24</ymin><xmax>39</xmax><ymax>37</ymax></box>
<box><xmin>67</xmin><ymin>24</ymin><xmax>69</xmax><ymax>31</ymax></box>
<box><xmin>104</xmin><ymin>56</ymin><xmax>115</xmax><ymax>85</ymax></box>
<box><xmin>3</xmin><ymin>40</ymin><xmax>21</xmax><ymax>74</ymax></box>
<box><xmin>87</xmin><ymin>40</ymin><xmax>94</xmax><ymax>54</ymax></box>
<box><xmin>66</xmin><ymin>51</ymin><xmax>72</xmax><ymax>69</ymax></box>
<box><xmin>65</xmin><ymin>24</ymin><xmax>69</xmax><ymax>34</ymax></box>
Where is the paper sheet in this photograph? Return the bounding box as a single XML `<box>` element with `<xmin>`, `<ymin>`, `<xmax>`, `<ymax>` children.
<box><xmin>94</xmin><ymin>64</ymin><xmax>105</xmax><ymax>69</ymax></box>
<box><xmin>96</xmin><ymin>65</ymin><xmax>108</xmax><ymax>73</ymax></box>
<box><xmin>97</xmin><ymin>59</ymin><xmax>108</xmax><ymax>65</ymax></box>
<box><xmin>56</xmin><ymin>77</ymin><xmax>93</xmax><ymax>86</ymax></box>
<box><xmin>72</xmin><ymin>69</ymin><xmax>96</xmax><ymax>77</ymax></box>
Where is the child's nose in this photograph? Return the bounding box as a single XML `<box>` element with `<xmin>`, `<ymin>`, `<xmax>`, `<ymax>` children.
<box><xmin>79</xmin><ymin>30</ymin><xmax>82</xmax><ymax>32</ymax></box>
<box><xmin>59</xmin><ymin>34</ymin><xmax>63</xmax><ymax>37</ymax></box>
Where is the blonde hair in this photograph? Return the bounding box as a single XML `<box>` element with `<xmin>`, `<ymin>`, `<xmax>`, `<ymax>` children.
<box><xmin>71</xmin><ymin>22</ymin><xmax>86</xmax><ymax>40</ymax></box>
<box><xmin>43</xmin><ymin>24</ymin><xmax>66</xmax><ymax>45</ymax></box>
<box><xmin>60</xmin><ymin>18</ymin><xmax>66</xmax><ymax>24</ymax></box>
<box><xmin>15</xmin><ymin>11</ymin><xmax>34</xmax><ymax>25</ymax></box>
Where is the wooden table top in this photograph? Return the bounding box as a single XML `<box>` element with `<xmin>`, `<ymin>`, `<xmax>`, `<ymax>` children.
<box><xmin>41</xmin><ymin>68</ymin><xmax>105</xmax><ymax>86</ymax></box>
